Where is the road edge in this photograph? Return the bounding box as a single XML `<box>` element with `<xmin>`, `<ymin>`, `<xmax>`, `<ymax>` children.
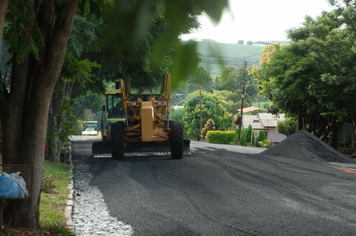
<box><xmin>65</xmin><ymin>143</ymin><xmax>75</xmax><ymax>234</ymax></box>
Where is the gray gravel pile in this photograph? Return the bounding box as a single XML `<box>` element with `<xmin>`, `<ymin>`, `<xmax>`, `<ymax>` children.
<box><xmin>261</xmin><ymin>130</ymin><xmax>354</xmax><ymax>163</ymax></box>
<box><xmin>72</xmin><ymin>159</ymin><xmax>133</xmax><ymax>236</ymax></box>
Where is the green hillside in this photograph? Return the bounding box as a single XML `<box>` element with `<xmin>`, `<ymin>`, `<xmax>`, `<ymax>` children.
<box><xmin>185</xmin><ymin>41</ymin><xmax>267</xmax><ymax>74</ymax></box>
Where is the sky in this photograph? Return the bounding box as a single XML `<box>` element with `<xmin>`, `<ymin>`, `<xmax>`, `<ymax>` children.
<box><xmin>180</xmin><ymin>0</ymin><xmax>335</xmax><ymax>44</ymax></box>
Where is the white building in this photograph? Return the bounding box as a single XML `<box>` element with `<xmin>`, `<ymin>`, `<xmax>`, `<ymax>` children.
<box><xmin>242</xmin><ymin>113</ymin><xmax>287</xmax><ymax>143</ymax></box>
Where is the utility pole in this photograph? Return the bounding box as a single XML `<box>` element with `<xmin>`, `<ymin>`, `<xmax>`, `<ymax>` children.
<box><xmin>238</xmin><ymin>61</ymin><xmax>247</xmax><ymax>145</ymax></box>
<box><xmin>231</xmin><ymin>114</ymin><xmax>234</xmax><ymax>131</ymax></box>
<box><xmin>199</xmin><ymin>83</ymin><xmax>202</xmax><ymax>141</ymax></box>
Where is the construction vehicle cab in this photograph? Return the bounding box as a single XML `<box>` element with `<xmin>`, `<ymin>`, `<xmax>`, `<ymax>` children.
<box><xmin>93</xmin><ymin>72</ymin><xmax>187</xmax><ymax>160</ymax></box>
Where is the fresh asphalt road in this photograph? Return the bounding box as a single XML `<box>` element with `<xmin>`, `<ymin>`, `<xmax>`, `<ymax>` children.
<box><xmin>72</xmin><ymin>138</ymin><xmax>356</xmax><ymax>236</ymax></box>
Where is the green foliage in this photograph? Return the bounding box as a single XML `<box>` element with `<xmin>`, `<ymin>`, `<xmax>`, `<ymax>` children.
<box><xmin>258</xmin><ymin>5</ymin><xmax>356</xmax><ymax>144</ymax></box>
<box><xmin>41</xmin><ymin>174</ymin><xmax>56</xmax><ymax>193</ymax></box>
<box><xmin>183</xmin><ymin>90</ymin><xmax>230</xmax><ymax>140</ymax></box>
<box><xmin>238</xmin><ymin>40</ymin><xmax>244</xmax><ymax>45</ymax></box>
<box><xmin>60</xmin><ymin>98</ymin><xmax>75</xmax><ymax>142</ymax></box>
<box><xmin>213</xmin><ymin>66</ymin><xmax>255</xmax><ymax>102</ymax></box>
<box><xmin>205</xmin><ymin>131</ymin><xmax>235</xmax><ymax>144</ymax></box>
<box><xmin>241</xmin><ymin>125</ymin><xmax>252</xmax><ymax>146</ymax></box>
<box><xmin>277</xmin><ymin>118</ymin><xmax>297</xmax><ymax>137</ymax></box>
<box><xmin>170</xmin><ymin>107</ymin><xmax>187</xmax><ymax>138</ymax></box>
<box><xmin>258</xmin><ymin>139</ymin><xmax>275</xmax><ymax>148</ymax></box>
<box><xmin>171</xmin><ymin>41</ymin><xmax>200</xmax><ymax>89</ymax></box>
<box><xmin>103</xmin><ymin>0</ymin><xmax>228</xmax><ymax>84</ymax></box>
<box><xmin>68</xmin><ymin>16</ymin><xmax>103</xmax><ymax>58</ymax></box>
<box><xmin>40</xmin><ymin>161</ymin><xmax>72</xmax><ymax>233</ymax></box>
<box><xmin>170</xmin><ymin>107</ymin><xmax>185</xmax><ymax>123</ymax></box>
<box><xmin>254</xmin><ymin>130</ymin><xmax>267</xmax><ymax>147</ymax></box>
<box><xmin>62</xmin><ymin>52</ymin><xmax>101</xmax><ymax>84</ymax></box>
<box><xmin>4</xmin><ymin>0</ymin><xmax>43</xmax><ymax>63</ymax></box>
<box><xmin>174</xmin><ymin>67</ymin><xmax>213</xmax><ymax>94</ymax></box>
<box><xmin>214</xmin><ymin>90</ymin><xmax>252</xmax><ymax>113</ymax></box>
<box><xmin>71</xmin><ymin>92</ymin><xmax>104</xmax><ymax>134</ymax></box>
<box><xmin>233</xmin><ymin>125</ymin><xmax>256</xmax><ymax>146</ymax></box>
<box><xmin>201</xmin><ymin>119</ymin><xmax>215</xmax><ymax>140</ymax></box>
<box><xmin>214</xmin><ymin>66</ymin><xmax>243</xmax><ymax>92</ymax></box>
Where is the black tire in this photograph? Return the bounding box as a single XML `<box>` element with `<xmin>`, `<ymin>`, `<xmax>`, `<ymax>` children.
<box><xmin>170</xmin><ymin>121</ymin><xmax>184</xmax><ymax>159</ymax></box>
<box><xmin>111</xmin><ymin>122</ymin><xmax>125</xmax><ymax>160</ymax></box>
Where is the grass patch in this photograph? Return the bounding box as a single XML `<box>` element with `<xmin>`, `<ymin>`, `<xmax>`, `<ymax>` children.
<box><xmin>40</xmin><ymin>161</ymin><xmax>72</xmax><ymax>227</ymax></box>
<box><xmin>3</xmin><ymin>161</ymin><xmax>73</xmax><ymax>236</ymax></box>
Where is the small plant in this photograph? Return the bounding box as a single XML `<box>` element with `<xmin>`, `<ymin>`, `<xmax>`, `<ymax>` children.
<box><xmin>41</xmin><ymin>174</ymin><xmax>56</xmax><ymax>193</ymax></box>
<box><xmin>258</xmin><ymin>139</ymin><xmax>275</xmax><ymax>148</ymax></box>
<box><xmin>201</xmin><ymin>119</ymin><xmax>215</xmax><ymax>140</ymax></box>
<box><xmin>254</xmin><ymin>130</ymin><xmax>267</xmax><ymax>147</ymax></box>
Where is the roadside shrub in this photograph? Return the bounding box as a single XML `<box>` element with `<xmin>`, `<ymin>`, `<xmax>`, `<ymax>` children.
<box><xmin>41</xmin><ymin>174</ymin><xmax>56</xmax><ymax>193</ymax></box>
<box><xmin>258</xmin><ymin>139</ymin><xmax>275</xmax><ymax>148</ymax></box>
<box><xmin>206</xmin><ymin>131</ymin><xmax>235</xmax><ymax>144</ymax></box>
<box><xmin>241</xmin><ymin>125</ymin><xmax>252</xmax><ymax>146</ymax></box>
<box><xmin>254</xmin><ymin>130</ymin><xmax>267</xmax><ymax>147</ymax></box>
<box><xmin>277</xmin><ymin>118</ymin><xmax>297</xmax><ymax>137</ymax></box>
<box><xmin>201</xmin><ymin>119</ymin><xmax>215</xmax><ymax>140</ymax></box>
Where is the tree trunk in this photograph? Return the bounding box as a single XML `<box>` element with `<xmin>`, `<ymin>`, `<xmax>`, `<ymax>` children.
<box><xmin>47</xmin><ymin>105</ymin><xmax>62</xmax><ymax>162</ymax></box>
<box><xmin>329</xmin><ymin>115</ymin><xmax>338</xmax><ymax>148</ymax></box>
<box><xmin>0</xmin><ymin>0</ymin><xmax>8</xmax><ymax>64</ymax></box>
<box><xmin>2</xmin><ymin>0</ymin><xmax>78</xmax><ymax>228</ymax></box>
<box><xmin>1</xmin><ymin>58</ymin><xmax>29</xmax><ymax>165</ymax></box>
<box><xmin>48</xmin><ymin>77</ymin><xmax>72</xmax><ymax>163</ymax></box>
<box><xmin>297</xmin><ymin>109</ymin><xmax>303</xmax><ymax>131</ymax></box>
<box><xmin>329</xmin><ymin>116</ymin><xmax>343</xmax><ymax>149</ymax></box>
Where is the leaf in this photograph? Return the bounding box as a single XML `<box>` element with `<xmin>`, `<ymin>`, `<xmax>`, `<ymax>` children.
<box><xmin>171</xmin><ymin>41</ymin><xmax>199</xmax><ymax>90</ymax></box>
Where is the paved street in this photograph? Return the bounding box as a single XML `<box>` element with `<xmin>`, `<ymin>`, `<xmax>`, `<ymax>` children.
<box><xmin>71</xmin><ymin>137</ymin><xmax>356</xmax><ymax>236</ymax></box>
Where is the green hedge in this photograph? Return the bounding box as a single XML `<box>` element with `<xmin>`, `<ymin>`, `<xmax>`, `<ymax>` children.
<box><xmin>205</xmin><ymin>131</ymin><xmax>236</xmax><ymax>144</ymax></box>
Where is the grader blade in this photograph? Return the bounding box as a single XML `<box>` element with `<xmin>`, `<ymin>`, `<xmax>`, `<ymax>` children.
<box><xmin>92</xmin><ymin>140</ymin><xmax>190</xmax><ymax>158</ymax></box>
<box><xmin>92</xmin><ymin>141</ymin><xmax>112</xmax><ymax>158</ymax></box>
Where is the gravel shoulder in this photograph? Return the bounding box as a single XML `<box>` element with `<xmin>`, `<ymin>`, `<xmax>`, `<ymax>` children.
<box><xmin>70</xmin><ymin>136</ymin><xmax>133</xmax><ymax>236</ymax></box>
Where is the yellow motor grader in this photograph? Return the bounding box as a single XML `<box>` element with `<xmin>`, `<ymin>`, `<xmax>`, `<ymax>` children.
<box><xmin>92</xmin><ymin>72</ymin><xmax>189</xmax><ymax>160</ymax></box>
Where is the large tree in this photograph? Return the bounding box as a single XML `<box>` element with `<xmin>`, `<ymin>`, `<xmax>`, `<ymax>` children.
<box><xmin>258</xmin><ymin>1</ymin><xmax>356</xmax><ymax>147</ymax></box>
<box><xmin>0</xmin><ymin>0</ymin><xmax>78</xmax><ymax>227</ymax></box>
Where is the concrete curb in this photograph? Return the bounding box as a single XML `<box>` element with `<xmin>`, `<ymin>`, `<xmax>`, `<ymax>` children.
<box><xmin>65</xmin><ymin>144</ymin><xmax>75</xmax><ymax>234</ymax></box>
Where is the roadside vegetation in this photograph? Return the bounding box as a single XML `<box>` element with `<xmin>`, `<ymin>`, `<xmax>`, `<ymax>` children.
<box><xmin>3</xmin><ymin>161</ymin><xmax>73</xmax><ymax>236</ymax></box>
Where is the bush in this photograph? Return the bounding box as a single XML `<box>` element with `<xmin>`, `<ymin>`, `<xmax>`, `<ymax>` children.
<box><xmin>258</xmin><ymin>139</ymin><xmax>275</xmax><ymax>148</ymax></box>
<box><xmin>277</xmin><ymin>118</ymin><xmax>297</xmax><ymax>137</ymax></box>
<box><xmin>206</xmin><ymin>131</ymin><xmax>235</xmax><ymax>144</ymax></box>
<box><xmin>240</xmin><ymin>125</ymin><xmax>252</xmax><ymax>146</ymax></box>
<box><xmin>254</xmin><ymin>130</ymin><xmax>267</xmax><ymax>147</ymax></box>
<box><xmin>41</xmin><ymin>174</ymin><xmax>56</xmax><ymax>193</ymax></box>
<box><xmin>201</xmin><ymin>119</ymin><xmax>215</xmax><ymax>140</ymax></box>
